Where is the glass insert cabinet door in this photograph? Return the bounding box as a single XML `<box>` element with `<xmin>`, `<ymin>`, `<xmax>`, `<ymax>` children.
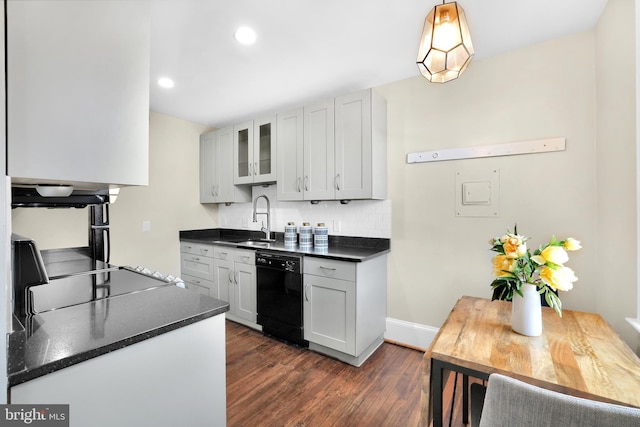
<box><xmin>233</xmin><ymin>115</ymin><xmax>276</xmax><ymax>184</ymax></box>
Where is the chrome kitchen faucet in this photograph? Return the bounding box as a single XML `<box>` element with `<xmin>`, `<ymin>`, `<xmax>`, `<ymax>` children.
<box><xmin>252</xmin><ymin>194</ymin><xmax>274</xmax><ymax>241</ymax></box>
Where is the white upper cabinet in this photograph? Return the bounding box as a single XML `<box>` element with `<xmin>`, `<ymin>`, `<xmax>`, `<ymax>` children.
<box><xmin>276</xmin><ymin>100</ymin><xmax>335</xmax><ymax>201</ymax></box>
<box><xmin>7</xmin><ymin>0</ymin><xmax>151</xmax><ymax>188</ymax></box>
<box><xmin>304</xmin><ymin>99</ymin><xmax>335</xmax><ymax>200</ymax></box>
<box><xmin>277</xmin><ymin>88</ymin><xmax>387</xmax><ymax>202</ymax></box>
<box><xmin>233</xmin><ymin>115</ymin><xmax>276</xmax><ymax>185</ymax></box>
<box><xmin>199</xmin><ymin>132</ymin><xmax>217</xmax><ymax>204</ymax></box>
<box><xmin>233</xmin><ymin>121</ymin><xmax>254</xmax><ymax>185</ymax></box>
<box><xmin>335</xmin><ymin>88</ymin><xmax>387</xmax><ymax>200</ymax></box>
<box><xmin>201</xmin><ymin>128</ymin><xmax>251</xmax><ymax>204</ymax></box>
<box><xmin>276</xmin><ymin>108</ymin><xmax>304</xmax><ymax>201</ymax></box>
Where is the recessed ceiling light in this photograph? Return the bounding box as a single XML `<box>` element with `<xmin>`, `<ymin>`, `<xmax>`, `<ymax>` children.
<box><xmin>157</xmin><ymin>77</ymin><xmax>175</xmax><ymax>88</ymax></box>
<box><xmin>234</xmin><ymin>26</ymin><xmax>256</xmax><ymax>45</ymax></box>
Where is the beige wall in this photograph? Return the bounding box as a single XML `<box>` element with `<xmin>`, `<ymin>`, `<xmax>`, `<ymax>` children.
<box><xmin>377</xmin><ymin>30</ymin><xmax>601</xmax><ymax>335</ymax></box>
<box><xmin>376</xmin><ymin>0</ymin><xmax>638</xmax><ymax>349</ymax></box>
<box><xmin>108</xmin><ymin>112</ymin><xmax>217</xmax><ymax>274</ymax></box>
<box><xmin>12</xmin><ymin>112</ymin><xmax>218</xmax><ymax>276</ymax></box>
<box><xmin>12</xmin><ymin>207</ymin><xmax>88</xmax><ymax>249</ymax></box>
<box><xmin>595</xmin><ymin>0</ymin><xmax>638</xmax><ymax>348</ymax></box>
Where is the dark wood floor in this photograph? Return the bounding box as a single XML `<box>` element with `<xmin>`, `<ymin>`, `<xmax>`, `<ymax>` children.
<box><xmin>225</xmin><ymin>320</ymin><xmax>424</xmax><ymax>427</ymax></box>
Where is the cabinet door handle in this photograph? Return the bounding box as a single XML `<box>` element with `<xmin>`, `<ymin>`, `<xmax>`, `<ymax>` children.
<box><xmin>304</xmin><ymin>284</ymin><xmax>309</xmax><ymax>302</ymax></box>
<box><xmin>335</xmin><ymin>173</ymin><xmax>341</xmax><ymax>191</ymax></box>
<box><xmin>235</xmin><ymin>271</ymin><xmax>239</xmax><ymax>284</ymax></box>
<box><xmin>194</xmin><ymin>280</ymin><xmax>201</xmax><ymax>284</ymax></box>
<box><xmin>249</xmin><ymin>163</ymin><xmax>253</xmax><ymax>176</ymax></box>
<box><xmin>320</xmin><ymin>266</ymin><xmax>336</xmax><ymax>271</ymax></box>
<box><xmin>254</xmin><ymin>162</ymin><xmax>258</xmax><ymax>176</ymax></box>
<box><xmin>228</xmin><ymin>271</ymin><xmax>234</xmax><ymax>283</ymax></box>
<box><xmin>211</xmin><ymin>186</ymin><xmax>215</xmax><ymax>196</ymax></box>
<box><xmin>193</xmin><ymin>257</ymin><xmax>200</xmax><ymax>261</ymax></box>
<box><xmin>296</xmin><ymin>177</ymin><xmax>302</xmax><ymax>192</ymax></box>
<box><xmin>304</xmin><ymin>176</ymin><xmax>309</xmax><ymax>191</ymax></box>
<box><xmin>202</xmin><ymin>249</ymin><xmax>209</xmax><ymax>254</ymax></box>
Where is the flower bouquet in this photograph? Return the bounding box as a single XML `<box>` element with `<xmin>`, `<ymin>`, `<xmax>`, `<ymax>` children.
<box><xmin>490</xmin><ymin>225</ymin><xmax>581</xmax><ymax>317</ymax></box>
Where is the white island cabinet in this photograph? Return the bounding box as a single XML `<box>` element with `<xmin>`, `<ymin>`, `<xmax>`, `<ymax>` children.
<box><xmin>7</xmin><ymin>0</ymin><xmax>150</xmax><ymax>187</ymax></box>
<box><xmin>303</xmin><ymin>254</ymin><xmax>387</xmax><ymax>366</ymax></box>
<box><xmin>11</xmin><ymin>314</ymin><xmax>227</xmax><ymax>427</ymax></box>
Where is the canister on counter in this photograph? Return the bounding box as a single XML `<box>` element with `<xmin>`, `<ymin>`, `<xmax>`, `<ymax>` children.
<box><xmin>299</xmin><ymin>222</ymin><xmax>313</xmax><ymax>248</ymax></box>
<box><xmin>314</xmin><ymin>223</ymin><xmax>329</xmax><ymax>249</ymax></box>
<box><xmin>284</xmin><ymin>222</ymin><xmax>297</xmax><ymax>248</ymax></box>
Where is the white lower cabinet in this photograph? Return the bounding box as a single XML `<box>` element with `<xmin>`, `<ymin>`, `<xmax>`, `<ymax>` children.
<box><xmin>304</xmin><ymin>273</ymin><xmax>356</xmax><ymax>353</ymax></box>
<box><xmin>180</xmin><ymin>242</ymin><xmax>218</xmax><ymax>298</ymax></box>
<box><xmin>213</xmin><ymin>247</ymin><xmax>259</xmax><ymax>329</ymax></box>
<box><xmin>303</xmin><ymin>254</ymin><xmax>387</xmax><ymax>366</ymax></box>
<box><xmin>180</xmin><ymin>274</ymin><xmax>213</xmax><ymax>296</ymax></box>
<box><xmin>179</xmin><ymin>238</ymin><xmax>387</xmax><ymax>366</ymax></box>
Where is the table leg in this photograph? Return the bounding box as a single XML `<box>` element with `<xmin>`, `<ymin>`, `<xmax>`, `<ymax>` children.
<box><xmin>463</xmin><ymin>374</ymin><xmax>469</xmax><ymax>424</ymax></box>
<box><xmin>420</xmin><ymin>352</ymin><xmax>433</xmax><ymax>427</ymax></box>
<box><xmin>431</xmin><ymin>359</ymin><xmax>444</xmax><ymax>427</ymax></box>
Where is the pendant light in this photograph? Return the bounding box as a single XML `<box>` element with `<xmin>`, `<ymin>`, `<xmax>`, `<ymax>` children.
<box><xmin>416</xmin><ymin>1</ymin><xmax>474</xmax><ymax>83</ymax></box>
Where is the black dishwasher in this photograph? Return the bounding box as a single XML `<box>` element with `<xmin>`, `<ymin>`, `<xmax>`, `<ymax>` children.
<box><xmin>256</xmin><ymin>251</ymin><xmax>308</xmax><ymax>347</ymax></box>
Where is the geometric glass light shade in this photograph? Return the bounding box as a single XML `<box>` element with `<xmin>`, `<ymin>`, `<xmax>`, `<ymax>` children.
<box><xmin>416</xmin><ymin>2</ymin><xmax>474</xmax><ymax>83</ymax></box>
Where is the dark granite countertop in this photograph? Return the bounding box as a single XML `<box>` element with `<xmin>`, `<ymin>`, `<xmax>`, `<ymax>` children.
<box><xmin>8</xmin><ymin>281</ymin><xmax>229</xmax><ymax>387</ymax></box>
<box><xmin>180</xmin><ymin>228</ymin><xmax>390</xmax><ymax>262</ymax></box>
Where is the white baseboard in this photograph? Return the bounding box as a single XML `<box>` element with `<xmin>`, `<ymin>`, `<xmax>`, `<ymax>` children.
<box><xmin>384</xmin><ymin>317</ymin><xmax>438</xmax><ymax>351</ymax></box>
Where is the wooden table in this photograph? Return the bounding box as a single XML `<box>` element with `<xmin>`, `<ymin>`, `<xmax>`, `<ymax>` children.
<box><xmin>420</xmin><ymin>296</ymin><xmax>640</xmax><ymax>427</ymax></box>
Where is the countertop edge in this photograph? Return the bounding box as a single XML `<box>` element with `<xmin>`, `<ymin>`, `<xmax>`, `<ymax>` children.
<box><xmin>8</xmin><ymin>303</ymin><xmax>229</xmax><ymax>387</ymax></box>
<box><xmin>301</xmin><ymin>248</ymin><xmax>391</xmax><ymax>262</ymax></box>
<box><xmin>179</xmin><ymin>229</ymin><xmax>390</xmax><ymax>262</ymax></box>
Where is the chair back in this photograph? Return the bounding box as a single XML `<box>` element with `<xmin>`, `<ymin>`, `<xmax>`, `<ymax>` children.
<box><xmin>478</xmin><ymin>373</ymin><xmax>640</xmax><ymax>427</ymax></box>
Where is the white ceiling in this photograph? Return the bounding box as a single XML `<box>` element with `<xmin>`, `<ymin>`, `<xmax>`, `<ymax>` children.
<box><xmin>149</xmin><ymin>0</ymin><xmax>608</xmax><ymax>128</ymax></box>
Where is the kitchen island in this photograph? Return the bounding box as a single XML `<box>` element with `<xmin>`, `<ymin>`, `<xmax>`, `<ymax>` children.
<box><xmin>8</xmin><ymin>272</ymin><xmax>229</xmax><ymax>427</ymax></box>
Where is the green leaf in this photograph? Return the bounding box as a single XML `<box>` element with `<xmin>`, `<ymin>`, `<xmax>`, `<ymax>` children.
<box><xmin>543</xmin><ymin>288</ymin><xmax>563</xmax><ymax>317</ymax></box>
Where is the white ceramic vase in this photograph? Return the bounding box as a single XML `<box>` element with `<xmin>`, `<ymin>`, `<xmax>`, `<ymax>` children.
<box><xmin>511</xmin><ymin>283</ymin><xmax>542</xmax><ymax>336</ymax></box>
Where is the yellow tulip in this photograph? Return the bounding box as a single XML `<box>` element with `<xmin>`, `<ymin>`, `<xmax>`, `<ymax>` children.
<box><xmin>493</xmin><ymin>255</ymin><xmax>516</xmax><ymax>277</ymax></box>
<box><xmin>539</xmin><ymin>266</ymin><xmax>578</xmax><ymax>291</ymax></box>
<box><xmin>502</xmin><ymin>234</ymin><xmax>527</xmax><ymax>259</ymax></box>
<box><xmin>564</xmin><ymin>238</ymin><xmax>582</xmax><ymax>251</ymax></box>
<box><xmin>538</xmin><ymin>245</ymin><xmax>569</xmax><ymax>265</ymax></box>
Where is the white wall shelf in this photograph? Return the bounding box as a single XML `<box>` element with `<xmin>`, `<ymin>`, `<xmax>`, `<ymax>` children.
<box><xmin>406</xmin><ymin>137</ymin><xmax>566</xmax><ymax>164</ymax></box>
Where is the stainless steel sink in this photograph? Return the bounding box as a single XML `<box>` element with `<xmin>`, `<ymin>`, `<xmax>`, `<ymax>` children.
<box><xmin>237</xmin><ymin>240</ymin><xmax>271</xmax><ymax>248</ymax></box>
<box><xmin>209</xmin><ymin>239</ymin><xmax>275</xmax><ymax>248</ymax></box>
